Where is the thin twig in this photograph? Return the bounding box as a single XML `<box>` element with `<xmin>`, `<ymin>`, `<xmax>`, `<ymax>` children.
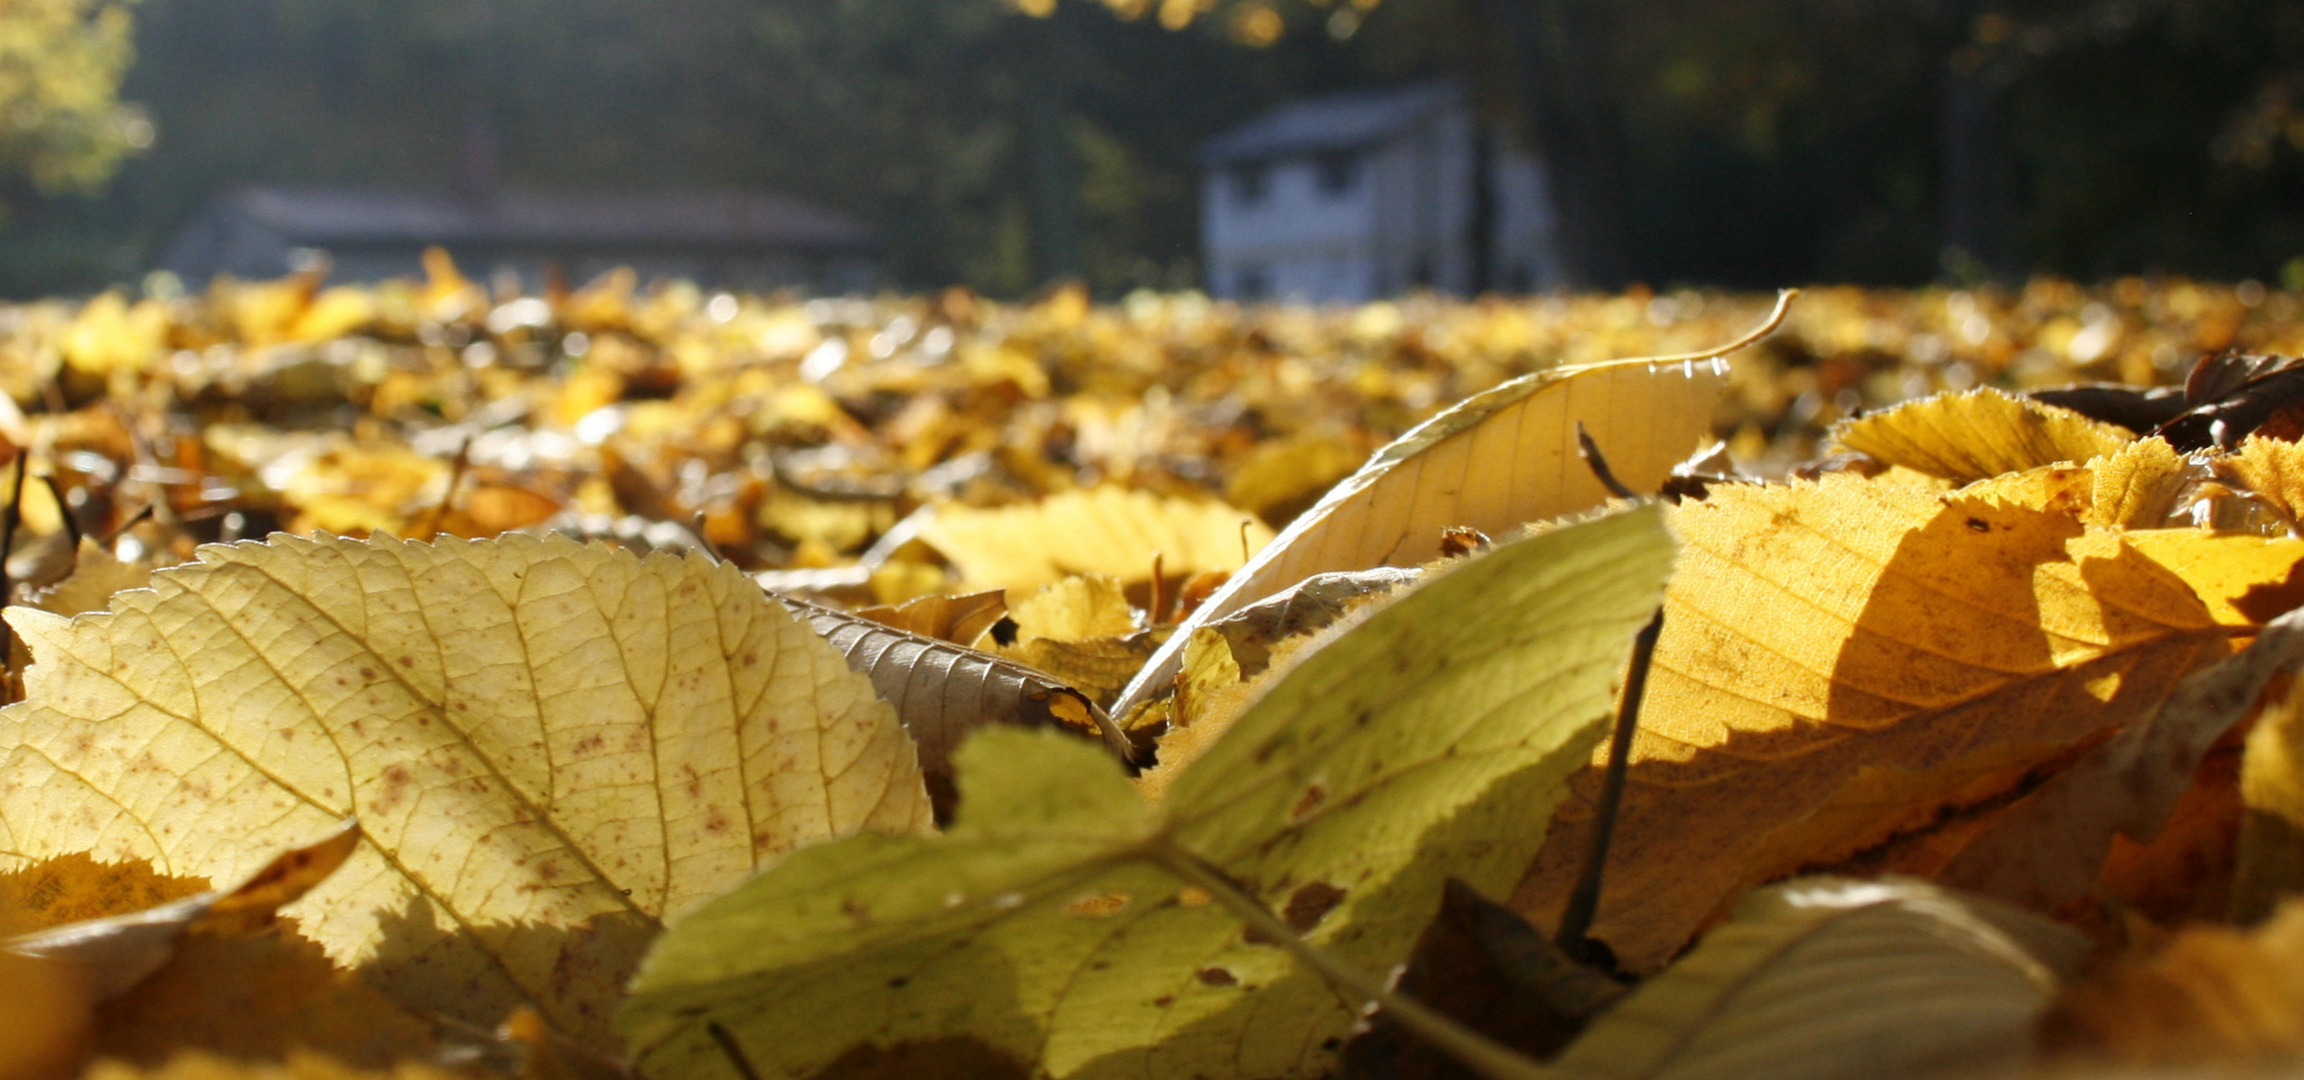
<box><xmin>1146</xmin><ymin>836</ymin><xmax>1550</xmax><ymax>1080</ymax></box>
<box><xmin>40</xmin><ymin>474</ymin><xmax>79</xmax><ymax>550</ymax></box>
<box><xmin>706</xmin><ymin>1023</ymin><xmax>764</xmax><ymax>1080</ymax></box>
<box><xmin>1</xmin><ymin>452</ymin><xmax>28</xmax><ymax>698</ymax></box>
<box><xmin>689</xmin><ymin>512</ymin><xmax>726</xmax><ymax>564</ymax></box>
<box><xmin>101</xmin><ymin>503</ymin><xmax>155</xmax><ymax>548</ymax></box>
<box><xmin>1554</xmin><ymin>609</ymin><xmax>1666</xmax><ymax>960</ymax></box>
<box><xmin>414</xmin><ymin>435</ymin><xmax>474</xmax><ymax>543</ymax></box>
<box><xmin>1575</xmin><ymin>423</ymin><xmax>1637</xmax><ymax>500</ymax></box>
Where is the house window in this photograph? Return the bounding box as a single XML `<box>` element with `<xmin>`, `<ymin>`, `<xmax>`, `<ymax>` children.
<box><xmin>1315</xmin><ymin>151</ymin><xmax>1359</xmax><ymax>197</ymax></box>
<box><xmin>1230</xmin><ymin>163</ymin><xmax>1270</xmax><ymax>207</ymax></box>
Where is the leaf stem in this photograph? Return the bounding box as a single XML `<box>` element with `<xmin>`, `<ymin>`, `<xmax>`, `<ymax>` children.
<box><xmin>1143</xmin><ymin>836</ymin><xmax>1554</xmax><ymax>1080</ymax></box>
<box><xmin>1554</xmin><ymin>608</ymin><xmax>1665</xmax><ymax>959</ymax></box>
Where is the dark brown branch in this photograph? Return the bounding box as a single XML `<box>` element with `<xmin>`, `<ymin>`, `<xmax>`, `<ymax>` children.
<box><xmin>1554</xmin><ymin>607</ymin><xmax>1665</xmax><ymax>963</ymax></box>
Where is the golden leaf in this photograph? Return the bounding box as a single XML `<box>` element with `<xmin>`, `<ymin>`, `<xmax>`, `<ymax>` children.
<box><xmin>1831</xmin><ymin>388</ymin><xmax>2134</xmax><ymax>484</ymax></box>
<box><xmin>855</xmin><ymin>590</ymin><xmax>1009</xmax><ymax>647</ymax></box>
<box><xmin>920</xmin><ymin>487</ymin><xmax>1270</xmax><ymax>591</ymax></box>
<box><xmin>1513</xmin><ymin>474</ymin><xmax>2247</xmax><ymax>972</ymax></box>
<box><xmin>2218</xmin><ymin>435</ymin><xmax>2304</xmax><ymax>527</ymax></box>
<box><xmin>0</xmin><ymin>534</ymin><xmax>930</xmax><ymax>1048</ymax></box>
<box><xmin>2045</xmin><ymin>899</ymin><xmax>2304</xmax><ymax>1067</ymax></box>
<box><xmin>2085</xmin><ymin>437</ymin><xmax>2191</xmax><ymax>528</ymax></box>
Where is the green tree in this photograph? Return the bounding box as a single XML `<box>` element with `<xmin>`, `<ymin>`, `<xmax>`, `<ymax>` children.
<box><xmin>0</xmin><ymin>0</ymin><xmax>147</xmax><ymax>214</ymax></box>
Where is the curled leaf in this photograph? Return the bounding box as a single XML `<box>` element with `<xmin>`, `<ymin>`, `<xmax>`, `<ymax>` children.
<box><xmin>1829</xmin><ymin>388</ymin><xmax>2134</xmax><ymax>485</ymax></box>
<box><xmin>1550</xmin><ymin>878</ymin><xmax>2087</xmax><ymax>1080</ymax></box>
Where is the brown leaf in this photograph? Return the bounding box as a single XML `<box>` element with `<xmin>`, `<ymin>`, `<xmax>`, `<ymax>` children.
<box><xmin>2044</xmin><ymin>898</ymin><xmax>2304</xmax><ymax>1069</ymax></box>
<box><xmin>855</xmin><ymin>590</ymin><xmax>1008</xmax><ymax>647</ymax></box>
<box><xmin>1926</xmin><ymin>607</ymin><xmax>2304</xmax><ymax>913</ymax></box>
<box><xmin>783</xmin><ymin>596</ymin><xmax>1136</xmax><ymax>816</ymax></box>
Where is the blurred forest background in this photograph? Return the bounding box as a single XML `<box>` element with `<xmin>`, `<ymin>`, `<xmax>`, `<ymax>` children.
<box><xmin>3</xmin><ymin>0</ymin><xmax>2303</xmax><ymax>299</ymax></box>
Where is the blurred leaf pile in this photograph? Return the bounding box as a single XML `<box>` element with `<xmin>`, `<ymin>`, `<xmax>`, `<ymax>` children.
<box><xmin>11</xmin><ymin>258</ymin><xmax>2304</xmax><ymax>1080</ymax></box>
<box><xmin>2</xmin><ymin>255</ymin><xmax>2301</xmax><ymax>607</ymax></box>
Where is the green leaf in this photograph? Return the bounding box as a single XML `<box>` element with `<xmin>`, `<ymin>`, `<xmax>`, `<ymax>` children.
<box><xmin>1550</xmin><ymin>878</ymin><xmax>2089</xmax><ymax>1080</ymax></box>
<box><xmin>619</xmin><ymin>505</ymin><xmax>1678</xmax><ymax>1080</ymax></box>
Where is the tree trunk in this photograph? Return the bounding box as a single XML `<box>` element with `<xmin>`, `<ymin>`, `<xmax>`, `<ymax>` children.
<box><xmin>1938</xmin><ymin>1</ymin><xmax>2020</xmax><ymax>281</ymax></box>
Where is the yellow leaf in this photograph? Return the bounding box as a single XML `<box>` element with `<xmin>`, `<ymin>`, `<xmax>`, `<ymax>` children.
<box><xmin>2217</xmin><ymin>435</ymin><xmax>2304</xmax><ymax>527</ymax></box>
<box><xmin>620</xmin><ymin>506</ymin><xmax>1676</xmax><ymax>1080</ymax></box>
<box><xmin>2125</xmin><ymin>529</ymin><xmax>2304</xmax><ymax>627</ymax></box>
<box><xmin>920</xmin><ymin>487</ymin><xmax>1271</xmax><ymax>591</ymax></box>
<box><xmin>1831</xmin><ymin>388</ymin><xmax>2134</xmax><ymax>484</ymax></box>
<box><xmin>1513</xmin><ymin>474</ymin><xmax>2245</xmax><ymax>972</ymax></box>
<box><xmin>1115</xmin><ymin>299</ymin><xmax>1772</xmax><ymax>717</ymax></box>
<box><xmin>80</xmin><ymin>1053</ymin><xmax>468</xmax><ymax>1080</ymax></box>
<box><xmin>0</xmin><ymin>534</ymin><xmax>931</xmax><ymax>1048</ymax></box>
<box><xmin>2045</xmin><ymin>898</ymin><xmax>2304</xmax><ymax>1068</ymax></box>
<box><xmin>25</xmin><ymin>538</ymin><xmax>156</xmax><ymax>619</ymax></box>
<box><xmin>1005</xmin><ymin>574</ymin><xmax>1138</xmax><ymax>643</ymax></box>
<box><xmin>2236</xmin><ymin>678</ymin><xmax>2304</xmax><ymax>922</ymax></box>
<box><xmin>2085</xmin><ymin>437</ymin><xmax>2192</xmax><ymax>528</ymax></box>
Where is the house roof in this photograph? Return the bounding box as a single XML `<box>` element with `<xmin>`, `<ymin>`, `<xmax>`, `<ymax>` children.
<box><xmin>209</xmin><ymin>186</ymin><xmax>879</xmax><ymax>251</ymax></box>
<box><xmin>1199</xmin><ymin>81</ymin><xmax>1463</xmax><ymax>166</ymax></box>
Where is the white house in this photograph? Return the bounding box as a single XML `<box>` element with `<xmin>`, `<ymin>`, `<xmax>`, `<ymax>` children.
<box><xmin>1199</xmin><ymin>81</ymin><xmax>1561</xmax><ymax>304</ymax></box>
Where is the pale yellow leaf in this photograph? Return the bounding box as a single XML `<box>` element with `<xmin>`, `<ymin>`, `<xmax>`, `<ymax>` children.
<box><xmin>1830</xmin><ymin>388</ymin><xmax>2134</xmax><ymax>484</ymax></box>
<box><xmin>0</xmin><ymin>534</ymin><xmax>931</xmax><ymax>1048</ymax></box>
<box><xmin>920</xmin><ymin>488</ymin><xmax>1271</xmax><ymax>591</ymax></box>
<box><xmin>1551</xmin><ymin>878</ymin><xmax>2086</xmax><ymax>1080</ymax></box>
<box><xmin>2218</xmin><ymin>435</ymin><xmax>2304</xmax><ymax>527</ymax></box>
<box><xmin>1115</xmin><ymin>344</ymin><xmax>1738</xmax><ymax>717</ymax></box>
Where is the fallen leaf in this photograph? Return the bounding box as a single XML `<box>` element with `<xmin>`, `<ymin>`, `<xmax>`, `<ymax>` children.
<box><xmin>855</xmin><ymin>590</ymin><xmax>1009</xmax><ymax>647</ymax></box>
<box><xmin>782</xmin><ymin>594</ymin><xmax>1136</xmax><ymax>815</ymax></box>
<box><xmin>2235</xmin><ymin>674</ymin><xmax>2304</xmax><ymax>922</ymax></box>
<box><xmin>1930</xmin><ymin>606</ymin><xmax>2304</xmax><ymax>913</ymax></box>
<box><xmin>80</xmin><ymin>1053</ymin><xmax>469</xmax><ymax>1080</ymax></box>
<box><xmin>1339</xmin><ymin>879</ymin><xmax>1623</xmax><ymax>1079</ymax></box>
<box><xmin>618</xmin><ymin>505</ymin><xmax>1676</xmax><ymax>1080</ymax></box>
<box><xmin>919</xmin><ymin>488</ymin><xmax>1271</xmax><ymax>592</ymax></box>
<box><xmin>1514</xmin><ymin>473</ymin><xmax>2248</xmax><ymax>972</ymax></box>
<box><xmin>0</xmin><ymin>533</ymin><xmax>931</xmax><ymax>1048</ymax></box>
<box><xmin>1829</xmin><ymin>388</ymin><xmax>2134</xmax><ymax>485</ymax></box>
<box><xmin>1</xmin><ymin>826</ymin><xmax>437</xmax><ymax>1069</ymax></box>
<box><xmin>1205</xmin><ymin>567</ymin><xmax>1420</xmax><ymax>677</ymax></box>
<box><xmin>1550</xmin><ymin>878</ymin><xmax>2088</xmax><ymax>1080</ymax></box>
<box><xmin>2216</xmin><ymin>435</ymin><xmax>2304</xmax><ymax>530</ymax></box>
<box><xmin>992</xmin><ymin>575</ymin><xmax>1155</xmax><ymax>705</ymax></box>
<box><xmin>2045</xmin><ymin>897</ymin><xmax>2304</xmax><ymax>1068</ymax></box>
<box><xmin>2083</xmin><ymin>436</ymin><xmax>2192</xmax><ymax>529</ymax></box>
<box><xmin>1115</xmin><ymin>332</ymin><xmax>1747</xmax><ymax>718</ymax></box>
<box><xmin>23</xmin><ymin>538</ymin><xmax>158</xmax><ymax>619</ymax></box>
<box><xmin>2160</xmin><ymin>353</ymin><xmax>2304</xmax><ymax>451</ymax></box>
